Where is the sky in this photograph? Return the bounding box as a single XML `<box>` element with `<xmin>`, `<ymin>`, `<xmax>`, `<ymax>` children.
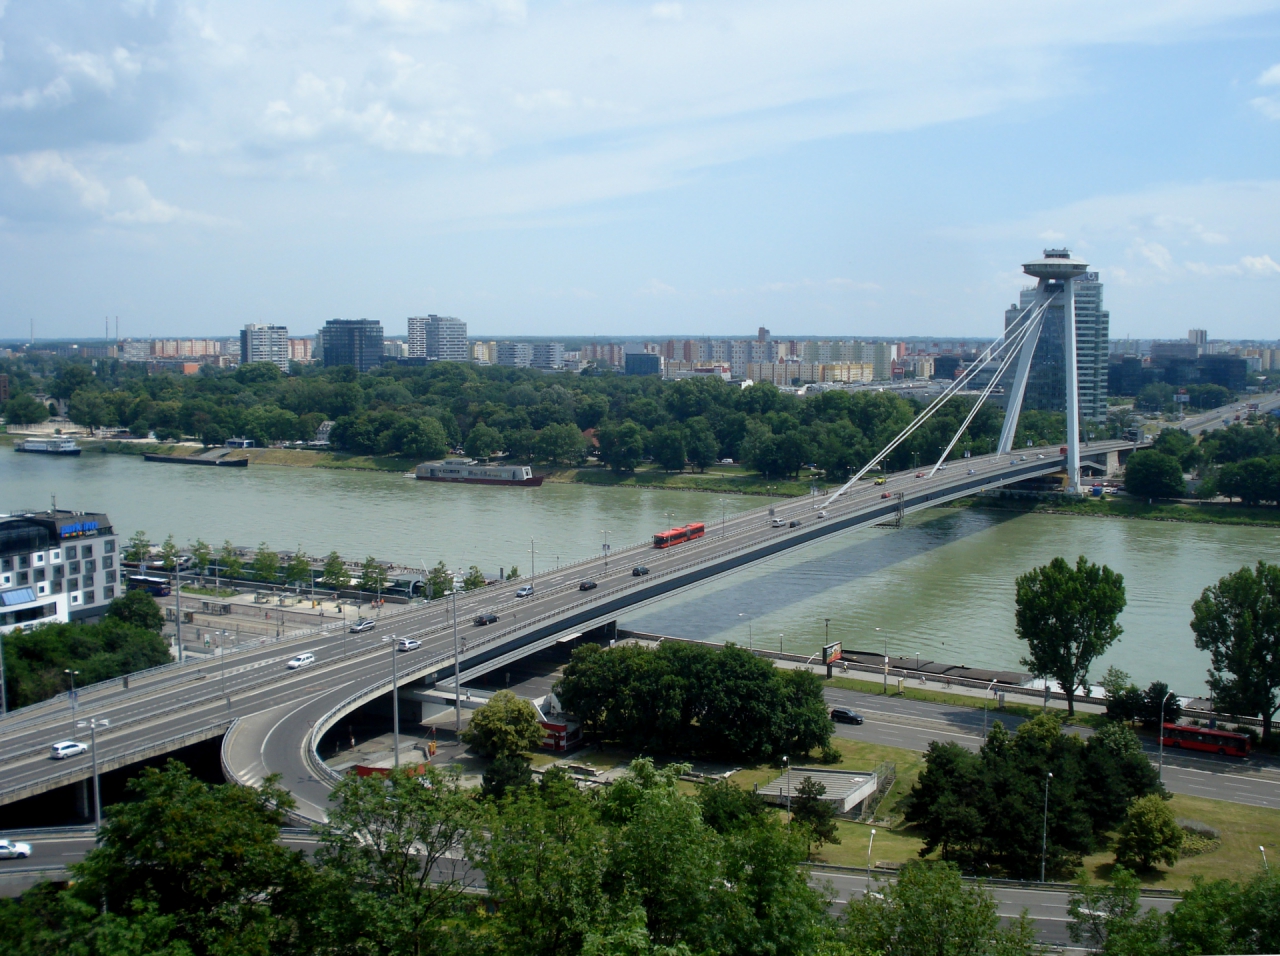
<box><xmin>2</xmin><ymin>1</ymin><xmax>1280</xmax><ymax>342</ymax></box>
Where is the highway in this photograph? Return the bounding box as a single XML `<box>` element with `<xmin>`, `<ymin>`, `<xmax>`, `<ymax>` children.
<box><xmin>822</xmin><ymin>687</ymin><xmax>1280</xmax><ymax>809</ymax></box>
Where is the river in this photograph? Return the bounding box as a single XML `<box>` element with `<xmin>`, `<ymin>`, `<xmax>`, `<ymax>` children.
<box><xmin>6</xmin><ymin>450</ymin><xmax>1278</xmax><ymax>696</ymax></box>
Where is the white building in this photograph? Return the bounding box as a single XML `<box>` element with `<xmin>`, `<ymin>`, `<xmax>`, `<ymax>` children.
<box><xmin>408</xmin><ymin>315</ymin><xmax>469</xmax><ymax>362</ymax></box>
<box><xmin>496</xmin><ymin>342</ymin><xmax>533</xmax><ymax>367</ymax></box>
<box><xmin>240</xmin><ymin>324</ymin><xmax>290</xmax><ymax>372</ymax></box>
<box><xmin>530</xmin><ymin>342</ymin><xmax>565</xmax><ymax>370</ymax></box>
<box><xmin>1</xmin><ymin>510</ymin><xmax>121</xmax><ymax>635</ymax></box>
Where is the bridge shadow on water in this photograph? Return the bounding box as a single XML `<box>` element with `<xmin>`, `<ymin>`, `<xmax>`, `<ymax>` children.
<box><xmin>625</xmin><ymin>507</ymin><xmax>1023</xmax><ymax>645</ymax></box>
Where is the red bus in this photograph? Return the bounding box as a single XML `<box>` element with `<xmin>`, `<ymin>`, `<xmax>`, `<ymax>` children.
<box><xmin>1161</xmin><ymin>723</ymin><xmax>1251</xmax><ymax>758</ymax></box>
<box><xmin>653</xmin><ymin>522</ymin><xmax>706</xmax><ymax>549</ymax></box>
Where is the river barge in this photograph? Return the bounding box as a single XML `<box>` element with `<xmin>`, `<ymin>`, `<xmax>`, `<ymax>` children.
<box><xmin>414</xmin><ymin>458</ymin><xmax>543</xmax><ymax>486</ymax></box>
<box><xmin>143</xmin><ymin>453</ymin><xmax>249</xmax><ymax>467</ymax></box>
<box><xmin>14</xmin><ymin>437</ymin><xmax>81</xmax><ymax>456</ymax></box>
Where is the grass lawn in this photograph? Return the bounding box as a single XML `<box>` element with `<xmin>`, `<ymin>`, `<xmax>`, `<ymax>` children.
<box><xmin>550</xmin><ymin>464</ymin><xmax>823</xmax><ymax>497</ymax></box>
<box><xmin>965</xmin><ymin>494</ymin><xmax>1280</xmax><ymax>529</ymax></box>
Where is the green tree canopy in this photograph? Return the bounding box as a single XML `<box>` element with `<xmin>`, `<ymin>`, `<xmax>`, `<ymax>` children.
<box><xmin>124</xmin><ymin>530</ymin><xmax>151</xmax><ymax>564</ymax></box>
<box><xmin>217</xmin><ymin>541</ymin><xmax>242</xmax><ymax>580</ymax></box>
<box><xmin>4</xmin><ymin>393</ymin><xmax>50</xmax><ymax>425</ymax></box>
<box><xmin>462</xmin><ymin>689</ymin><xmax>545</xmax><ymax>757</ymax></box>
<box><xmin>1114</xmin><ymin>794</ymin><xmax>1182</xmax><ymax>872</ymax></box>
<box><xmin>1123</xmin><ymin>449</ymin><xmax>1185</xmax><ymax>499</ymax></box>
<box><xmin>320</xmin><ymin>550</ymin><xmax>348</xmax><ymax>591</ymax></box>
<box><xmin>283</xmin><ymin>548</ymin><xmax>311</xmax><ymax>589</ymax></box>
<box><xmin>106</xmin><ymin>589</ymin><xmax>164</xmax><ymax>633</ymax></box>
<box><xmin>1015</xmin><ymin>555</ymin><xmax>1126</xmax><ymax>716</ymax></box>
<box><xmin>249</xmin><ymin>543</ymin><xmax>279</xmax><ymax>583</ymax></box>
<box><xmin>358</xmin><ymin>556</ymin><xmax>388</xmax><ymax>594</ymax></box>
<box><xmin>463</xmin><ymin>422</ymin><xmax>504</xmax><ymax>458</ymax></box>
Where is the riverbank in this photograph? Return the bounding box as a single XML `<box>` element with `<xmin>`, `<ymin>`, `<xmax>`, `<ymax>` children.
<box><xmin>961</xmin><ymin>492</ymin><xmax>1280</xmax><ymax>528</ymax></box>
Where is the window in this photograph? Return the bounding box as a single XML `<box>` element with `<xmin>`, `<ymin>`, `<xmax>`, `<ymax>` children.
<box><xmin>17</xmin><ymin>571</ymin><xmax>28</xmax><ymax>585</ymax></box>
<box><xmin>52</xmin><ymin>565</ymin><xmax>64</xmax><ymax>580</ymax></box>
<box><xmin>33</xmin><ymin>553</ymin><xmax>45</xmax><ymax>566</ymax></box>
<box><xmin>50</xmin><ymin>550</ymin><xmax>61</xmax><ymax>563</ymax></box>
<box><xmin>103</xmin><ymin>586</ymin><xmax>115</xmax><ymax>600</ymax></box>
<box><xmin>82</xmin><ymin>572</ymin><xmax>94</xmax><ymax>588</ymax></box>
<box><xmin>103</xmin><ymin>556</ymin><xmax>113</xmax><ymax>570</ymax></box>
<box><xmin>51</xmin><ymin>581</ymin><xmax>62</xmax><ymax>594</ymax></box>
<box><xmin>69</xmin><ymin>560</ymin><xmax>80</xmax><ymax>575</ymax></box>
<box><xmin>0</xmin><ymin>587</ymin><xmax>36</xmax><ymax>607</ymax></box>
<box><xmin>105</xmin><ymin>570</ymin><xmax>116</xmax><ymax>584</ymax></box>
<box><xmin>70</xmin><ymin>592</ymin><xmax>81</xmax><ymax>605</ymax></box>
<box><xmin>0</xmin><ymin>558</ymin><xmax>11</xmax><ymax>572</ymax></box>
<box><xmin>84</xmin><ymin>590</ymin><xmax>94</xmax><ymax>605</ymax></box>
<box><xmin>84</xmin><ymin>559</ymin><xmax>96</xmax><ymax>574</ymax></box>
<box><xmin>34</xmin><ymin>568</ymin><xmax>45</xmax><ymax>583</ymax></box>
<box><xmin>104</xmin><ymin>540</ymin><xmax>115</xmax><ymax>554</ymax></box>
<box><xmin>67</xmin><ymin>578</ymin><xmax>78</xmax><ymax>591</ymax></box>
<box><xmin>81</xmin><ymin>545</ymin><xmax>93</xmax><ymax>558</ymax></box>
<box><xmin>18</xmin><ymin>555</ymin><xmax>29</xmax><ymax>570</ymax></box>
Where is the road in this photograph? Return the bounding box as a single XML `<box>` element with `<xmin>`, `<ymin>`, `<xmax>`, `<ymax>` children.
<box><xmin>823</xmin><ymin>686</ymin><xmax>1280</xmax><ymax>809</ymax></box>
<box><xmin>1174</xmin><ymin>394</ymin><xmax>1280</xmax><ymax>437</ymax></box>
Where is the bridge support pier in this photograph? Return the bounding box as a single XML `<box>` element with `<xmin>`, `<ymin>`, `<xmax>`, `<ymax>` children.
<box><xmin>74</xmin><ymin>779</ymin><xmax>91</xmax><ymax>821</ymax></box>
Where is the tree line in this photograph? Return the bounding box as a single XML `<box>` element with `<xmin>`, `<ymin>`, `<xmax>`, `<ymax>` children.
<box><xmin>0</xmin><ymin>354</ymin><xmax>1090</xmax><ymax>479</ymax></box>
<box><xmin>1124</xmin><ymin>415</ymin><xmax>1280</xmax><ymax>503</ymax></box>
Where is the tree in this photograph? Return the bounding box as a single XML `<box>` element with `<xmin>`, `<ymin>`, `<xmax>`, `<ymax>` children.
<box><xmin>68</xmin><ymin>388</ymin><xmax>110</xmax><ymax>431</ymax></box>
<box><xmin>1114</xmin><ymin>794</ymin><xmax>1182</xmax><ymax>872</ymax></box>
<box><xmin>791</xmin><ymin>776</ymin><xmax>840</xmax><ymax>854</ymax></box>
<box><xmin>464</xmin><ymin>423</ymin><xmax>504</xmax><ymax>459</ymax></box>
<box><xmin>320</xmin><ymin>550</ymin><xmax>348</xmax><ymax>592</ymax></box>
<box><xmin>250</xmin><ymin>543</ymin><xmax>279</xmax><ymax>583</ymax></box>
<box><xmin>841</xmin><ymin>861</ymin><xmax>1037</xmax><ymax>956</ymax></box>
<box><xmin>462</xmin><ymin>689</ymin><xmax>545</xmax><ymax>757</ymax></box>
<box><xmin>106</xmin><ymin>590</ymin><xmax>164</xmax><ymax>633</ymax></box>
<box><xmin>1217</xmin><ymin>457</ymin><xmax>1280</xmax><ymax>505</ymax></box>
<box><xmin>1191</xmin><ymin>560</ymin><xmax>1280</xmax><ymax>741</ymax></box>
<box><xmin>3</xmin><ymin>393</ymin><xmax>50</xmax><ymax>425</ymax></box>
<box><xmin>218</xmin><ymin>541</ymin><xmax>243</xmax><ymax>580</ymax></box>
<box><xmin>396</xmin><ymin>415</ymin><xmax>449</xmax><ymax>460</ymax></box>
<box><xmin>284</xmin><ymin>548</ymin><xmax>312</xmax><ymax>590</ymax></box>
<box><xmin>358</xmin><ymin>556</ymin><xmax>387</xmax><ymax>595</ymax></box>
<box><xmin>426</xmin><ymin>560</ymin><xmax>452</xmax><ymax>600</ymax></box>
<box><xmin>506</xmin><ymin>565</ymin><xmax>520</xmax><ymax>580</ymax></box>
<box><xmin>1123</xmin><ymin>450</ymin><xmax>1185</xmax><ymax>499</ymax></box>
<box><xmin>596</xmin><ymin>420</ymin><xmax>647</xmax><ymax>473</ymax></box>
<box><xmin>694</xmin><ymin>777</ymin><xmax>767</xmax><ymax>834</ymax></box>
<box><xmin>684</xmin><ymin>419</ymin><xmax>720</xmax><ymax>472</ymax></box>
<box><xmin>1069</xmin><ymin>867</ymin><xmax>1168</xmax><ymax>956</ymax></box>
<box><xmin>1015</xmin><ymin>555</ymin><xmax>1126</xmax><ymax>717</ymax></box>
<box><xmin>1152</xmin><ymin>428</ymin><xmax>1200</xmax><ymax>471</ymax></box>
<box><xmin>482</xmin><ymin>754</ymin><xmax>535</xmax><ymax>800</ymax></box>
<box><xmin>315</xmin><ymin>765</ymin><xmax>475</xmax><ymax>955</ymax></box>
<box><xmin>158</xmin><ymin>534</ymin><xmax>179</xmax><ymax>572</ymax></box>
<box><xmin>535</xmin><ymin>422</ymin><xmax>587</xmax><ymax>466</ymax></box>
<box><xmin>125</xmin><ymin>530</ymin><xmax>151</xmax><ymax>565</ymax></box>
<box><xmin>462</xmin><ymin>565</ymin><xmax>486</xmax><ymax>591</ymax></box>
<box><xmin>649</xmin><ymin>424</ymin><xmax>687</xmax><ymax>472</ymax></box>
<box><xmin>190</xmin><ymin>539</ymin><xmax>212</xmax><ymax>575</ymax></box>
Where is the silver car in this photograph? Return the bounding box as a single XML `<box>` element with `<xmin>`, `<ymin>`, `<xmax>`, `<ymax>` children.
<box><xmin>50</xmin><ymin>740</ymin><xmax>88</xmax><ymax>760</ymax></box>
<box><xmin>0</xmin><ymin>840</ymin><xmax>31</xmax><ymax>859</ymax></box>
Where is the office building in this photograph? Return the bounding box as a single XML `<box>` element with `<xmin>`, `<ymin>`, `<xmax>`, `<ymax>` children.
<box><xmin>1</xmin><ymin>509</ymin><xmax>120</xmax><ymax>634</ymax></box>
<box><xmin>408</xmin><ymin>315</ymin><xmax>469</xmax><ymax>362</ymax></box>
<box><xmin>530</xmin><ymin>342</ymin><xmax>565</xmax><ymax>370</ymax></box>
<box><xmin>625</xmin><ymin>353</ymin><xmax>662</xmax><ymax>376</ymax></box>
<box><xmin>1189</xmin><ymin>329</ymin><xmax>1208</xmax><ymax>347</ymax></box>
<box><xmin>240</xmin><ymin>324</ymin><xmax>290</xmax><ymax>372</ymax></box>
<box><xmin>320</xmin><ymin>319</ymin><xmax>384</xmax><ymax>372</ymax></box>
<box><xmin>1004</xmin><ymin>260</ymin><xmax>1109</xmax><ymax>424</ymax></box>
<box><xmin>496</xmin><ymin>342</ymin><xmax>533</xmax><ymax>368</ymax></box>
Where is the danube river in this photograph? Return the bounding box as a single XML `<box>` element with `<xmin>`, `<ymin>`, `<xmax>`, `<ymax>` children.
<box><xmin>8</xmin><ymin>450</ymin><xmax>1279</xmax><ymax>696</ymax></box>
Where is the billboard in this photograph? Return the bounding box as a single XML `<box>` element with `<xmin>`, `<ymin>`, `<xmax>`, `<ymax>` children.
<box><xmin>822</xmin><ymin>641</ymin><xmax>842</xmax><ymax>666</ymax></box>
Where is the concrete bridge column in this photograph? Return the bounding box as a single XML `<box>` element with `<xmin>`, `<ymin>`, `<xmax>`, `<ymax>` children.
<box><xmin>74</xmin><ymin>779</ymin><xmax>91</xmax><ymax>821</ymax></box>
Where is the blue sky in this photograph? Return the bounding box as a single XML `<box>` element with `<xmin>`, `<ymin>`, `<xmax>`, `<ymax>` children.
<box><xmin>2</xmin><ymin>0</ymin><xmax>1280</xmax><ymax>341</ymax></box>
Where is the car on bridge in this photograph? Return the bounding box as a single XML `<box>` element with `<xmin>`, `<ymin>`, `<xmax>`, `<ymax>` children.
<box><xmin>0</xmin><ymin>839</ymin><xmax>32</xmax><ymax>859</ymax></box>
<box><xmin>771</xmin><ymin>517</ymin><xmax>785</xmax><ymax>527</ymax></box>
<box><xmin>515</xmin><ymin>585</ymin><xmax>534</xmax><ymax>598</ymax></box>
<box><xmin>49</xmin><ymin>741</ymin><xmax>87</xmax><ymax>760</ymax></box>
<box><xmin>968</xmin><ymin>468</ymin><xmax>976</xmax><ymax>475</ymax></box>
<box><xmin>817</xmin><ymin>510</ymin><xmax>827</xmax><ymax>518</ymax></box>
<box><xmin>874</xmin><ymin>477</ymin><xmax>887</xmax><ymax>485</ymax></box>
<box><xmin>349</xmin><ymin>619</ymin><xmax>376</xmax><ymax>633</ymax></box>
<box><xmin>396</xmin><ymin>638</ymin><xmax>422</xmax><ymax>651</ymax></box>
<box><xmin>788</xmin><ymin>519</ymin><xmax>802</xmax><ymax>528</ymax></box>
<box><xmin>830</xmin><ymin>707</ymin><xmax>864</xmax><ymax>725</ymax></box>
<box><xmin>578</xmin><ymin>580</ymin><xmax>598</xmax><ymax>591</ymax></box>
<box><xmin>473</xmin><ymin>613</ymin><xmax>499</xmax><ymax>626</ymax></box>
<box><xmin>632</xmin><ymin>565</ymin><xmax>650</xmax><ymax>576</ymax></box>
<box><xmin>915</xmin><ymin>471</ymin><xmax>925</xmax><ymax>478</ymax></box>
<box><xmin>881</xmin><ymin>491</ymin><xmax>892</xmax><ymax>498</ymax></box>
<box><xmin>286</xmin><ymin>653</ymin><xmax>316</xmax><ymax>669</ymax></box>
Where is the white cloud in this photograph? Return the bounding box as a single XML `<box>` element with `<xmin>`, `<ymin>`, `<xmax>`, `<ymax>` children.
<box><xmin>1241</xmin><ymin>254</ymin><xmax>1280</xmax><ymax>275</ymax></box>
<box><xmin>1258</xmin><ymin>63</ymin><xmax>1280</xmax><ymax>85</ymax></box>
<box><xmin>640</xmin><ymin>279</ymin><xmax>679</xmax><ymax>296</ymax></box>
<box><xmin>650</xmin><ymin>3</ymin><xmax>684</xmax><ymax>21</ymax></box>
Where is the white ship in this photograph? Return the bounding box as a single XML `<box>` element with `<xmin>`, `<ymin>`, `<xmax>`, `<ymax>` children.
<box><xmin>414</xmin><ymin>458</ymin><xmax>543</xmax><ymax>486</ymax></box>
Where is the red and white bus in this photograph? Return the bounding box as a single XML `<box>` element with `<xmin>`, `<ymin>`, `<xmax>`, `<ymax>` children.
<box><xmin>1160</xmin><ymin>723</ymin><xmax>1251</xmax><ymax>758</ymax></box>
<box><xmin>653</xmin><ymin>522</ymin><xmax>706</xmax><ymax>549</ymax></box>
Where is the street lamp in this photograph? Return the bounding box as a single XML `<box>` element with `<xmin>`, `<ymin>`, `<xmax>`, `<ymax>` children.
<box><xmin>718</xmin><ymin>498</ymin><xmax>727</xmax><ymax>537</ymax></box>
<box><xmin>0</xmin><ymin>628</ymin><xmax>8</xmax><ymax>716</ymax></box>
<box><xmin>451</xmin><ymin>583</ymin><xmax>461</xmax><ymax>734</ymax></box>
<box><xmin>1158</xmin><ymin>690</ymin><xmax>1176</xmax><ymax>781</ymax></box>
<box><xmin>782</xmin><ymin>755</ymin><xmax>791</xmax><ymax>822</ymax></box>
<box><xmin>390</xmin><ymin>634</ymin><xmax>400</xmax><ymax>768</ymax></box>
<box><xmin>824</xmin><ymin>618</ymin><xmax>830</xmax><ymax>644</ymax></box>
<box><xmin>75</xmin><ymin>717</ymin><xmax>109</xmax><ymax>831</ymax></box>
<box><xmin>1040</xmin><ymin>771</ymin><xmax>1053</xmax><ymax>882</ymax></box>
<box><xmin>65</xmin><ymin>668</ymin><xmax>80</xmax><ymax>731</ymax></box>
<box><xmin>528</xmin><ymin>538</ymin><xmax>538</xmax><ymax>585</ymax></box>
<box><xmin>779</xmin><ymin>632</ymin><xmax>785</xmax><ymax>654</ymax></box>
<box><xmin>600</xmin><ymin>529</ymin><xmax>611</xmax><ymax>573</ymax></box>
<box><xmin>1262</xmin><ymin>846</ymin><xmax>1269</xmax><ymax>871</ymax></box>
<box><xmin>866</xmin><ymin>827</ymin><xmax>876</xmax><ymax>896</ymax></box>
<box><xmin>983</xmin><ymin>679</ymin><xmax>997</xmax><ymax>738</ymax></box>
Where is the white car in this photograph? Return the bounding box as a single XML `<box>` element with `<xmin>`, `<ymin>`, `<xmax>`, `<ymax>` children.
<box><xmin>515</xmin><ymin>585</ymin><xmax>534</xmax><ymax>598</ymax></box>
<box><xmin>0</xmin><ymin>840</ymin><xmax>31</xmax><ymax>859</ymax></box>
<box><xmin>396</xmin><ymin>638</ymin><xmax>422</xmax><ymax>652</ymax></box>
<box><xmin>817</xmin><ymin>510</ymin><xmax>827</xmax><ymax>519</ymax></box>
<box><xmin>286</xmin><ymin>652</ymin><xmax>316</xmax><ymax>669</ymax></box>
<box><xmin>50</xmin><ymin>740</ymin><xmax>88</xmax><ymax>760</ymax></box>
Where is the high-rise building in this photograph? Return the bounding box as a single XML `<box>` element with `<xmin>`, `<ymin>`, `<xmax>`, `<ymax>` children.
<box><xmin>240</xmin><ymin>324</ymin><xmax>290</xmax><ymax>372</ymax></box>
<box><xmin>625</xmin><ymin>353</ymin><xmax>662</xmax><ymax>375</ymax></box>
<box><xmin>288</xmin><ymin>338</ymin><xmax>314</xmax><ymax>363</ymax></box>
<box><xmin>1188</xmin><ymin>329</ymin><xmax>1208</xmax><ymax>347</ymax></box>
<box><xmin>496</xmin><ymin>342</ymin><xmax>532</xmax><ymax>367</ymax></box>
<box><xmin>530</xmin><ymin>342</ymin><xmax>565</xmax><ymax>370</ymax></box>
<box><xmin>1004</xmin><ymin>261</ymin><xmax>1109</xmax><ymax>424</ymax></box>
<box><xmin>319</xmin><ymin>319</ymin><xmax>384</xmax><ymax>372</ymax></box>
<box><xmin>408</xmin><ymin>315</ymin><xmax>469</xmax><ymax>362</ymax></box>
<box><xmin>1</xmin><ymin>508</ymin><xmax>120</xmax><ymax>633</ymax></box>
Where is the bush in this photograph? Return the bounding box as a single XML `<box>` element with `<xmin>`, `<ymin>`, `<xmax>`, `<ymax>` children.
<box><xmin>1114</xmin><ymin>794</ymin><xmax>1183</xmax><ymax>871</ymax></box>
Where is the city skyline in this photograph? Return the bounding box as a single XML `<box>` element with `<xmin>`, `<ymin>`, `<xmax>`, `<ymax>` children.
<box><xmin>2</xmin><ymin>3</ymin><xmax>1280</xmax><ymax>339</ymax></box>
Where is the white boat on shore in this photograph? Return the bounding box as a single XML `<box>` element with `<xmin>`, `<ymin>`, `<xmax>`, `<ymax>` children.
<box><xmin>414</xmin><ymin>458</ymin><xmax>543</xmax><ymax>486</ymax></box>
<box><xmin>13</xmin><ymin>437</ymin><xmax>81</xmax><ymax>456</ymax></box>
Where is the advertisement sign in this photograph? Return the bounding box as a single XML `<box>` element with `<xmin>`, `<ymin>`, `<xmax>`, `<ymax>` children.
<box><xmin>822</xmin><ymin>641</ymin><xmax>842</xmax><ymax>666</ymax></box>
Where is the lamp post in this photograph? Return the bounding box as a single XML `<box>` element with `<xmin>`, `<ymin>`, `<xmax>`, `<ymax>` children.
<box><xmin>1158</xmin><ymin>690</ymin><xmax>1176</xmax><ymax>782</ymax></box>
<box><xmin>719</xmin><ymin>498</ymin><xmax>727</xmax><ymax>537</ymax></box>
<box><xmin>983</xmin><ymin>679</ymin><xmax>997</xmax><ymax>738</ymax></box>
<box><xmin>0</xmin><ymin>628</ymin><xmax>8</xmax><ymax>716</ymax></box>
<box><xmin>528</xmin><ymin>538</ymin><xmax>538</xmax><ymax>586</ymax></box>
<box><xmin>866</xmin><ymin>827</ymin><xmax>876</xmax><ymax>896</ymax></box>
<box><xmin>65</xmin><ymin>668</ymin><xmax>80</xmax><ymax>730</ymax></box>
<box><xmin>779</xmin><ymin>632</ymin><xmax>784</xmax><ymax>654</ymax></box>
<box><xmin>600</xmin><ymin>529</ymin><xmax>611</xmax><ymax>573</ymax></box>
<box><xmin>1262</xmin><ymin>846</ymin><xmax>1270</xmax><ymax>871</ymax></box>
<box><xmin>782</xmin><ymin>755</ymin><xmax>791</xmax><ymax>823</ymax></box>
<box><xmin>1040</xmin><ymin>771</ymin><xmax>1053</xmax><ymax>882</ymax></box>
<box><xmin>390</xmin><ymin>634</ymin><xmax>400</xmax><ymax>769</ymax></box>
<box><xmin>824</xmin><ymin>618</ymin><xmax>830</xmax><ymax>644</ymax></box>
<box><xmin>173</xmin><ymin>569</ymin><xmax>183</xmax><ymax>663</ymax></box>
<box><xmin>76</xmin><ymin>717</ymin><xmax>109</xmax><ymax>831</ymax></box>
<box><xmin>451</xmin><ymin>584</ymin><xmax>461</xmax><ymax>733</ymax></box>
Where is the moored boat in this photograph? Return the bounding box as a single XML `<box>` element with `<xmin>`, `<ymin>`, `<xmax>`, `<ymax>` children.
<box><xmin>14</xmin><ymin>437</ymin><xmax>81</xmax><ymax>456</ymax></box>
<box><xmin>414</xmin><ymin>458</ymin><xmax>543</xmax><ymax>486</ymax></box>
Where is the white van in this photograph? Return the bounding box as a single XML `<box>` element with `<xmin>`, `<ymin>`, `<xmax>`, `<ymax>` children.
<box><xmin>771</xmin><ymin>518</ymin><xmax>785</xmax><ymax>528</ymax></box>
<box><xmin>286</xmin><ymin>652</ymin><xmax>316</xmax><ymax>670</ymax></box>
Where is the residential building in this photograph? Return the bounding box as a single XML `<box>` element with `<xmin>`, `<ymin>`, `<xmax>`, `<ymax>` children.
<box><xmin>1</xmin><ymin>509</ymin><xmax>120</xmax><ymax>634</ymax></box>
<box><xmin>1189</xmin><ymin>329</ymin><xmax>1208</xmax><ymax>347</ymax></box>
<box><xmin>240</xmin><ymin>324</ymin><xmax>290</xmax><ymax>372</ymax></box>
<box><xmin>625</xmin><ymin>353</ymin><xmax>662</xmax><ymax>376</ymax></box>
<box><xmin>471</xmin><ymin>341</ymin><xmax>497</xmax><ymax>364</ymax></box>
<box><xmin>496</xmin><ymin>342</ymin><xmax>533</xmax><ymax>368</ymax></box>
<box><xmin>383</xmin><ymin>340</ymin><xmax>409</xmax><ymax>358</ymax></box>
<box><xmin>320</xmin><ymin>319</ymin><xmax>384</xmax><ymax>372</ymax></box>
<box><xmin>530</xmin><ymin>342</ymin><xmax>565</xmax><ymax>370</ymax></box>
<box><xmin>408</xmin><ymin>315</ymin><xmax>469</xmax><ymax>362</ymax></box>
<box><xmin>288</xmin><ymin>338</ymin><xmax>314</xmax><ymax>363</ymax></box>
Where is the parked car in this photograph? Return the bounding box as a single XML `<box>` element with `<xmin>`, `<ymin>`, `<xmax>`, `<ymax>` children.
<box><xmin>515</xmin><ymin>585</ymin><xmax>534</xmax><ymax>598</ymax></box>
<box><xmin>632</xmin><ymin>565</ymin><xmax>650</xmax><ymax>576</ymax></box>
<box><xmin>788</xmin><ymin>519</ymin><xmax>802</xmax><ymax>528</ymax></box>
<box><xmin>349</xmin><ymin>619</ymin><xmax>376</xmax><ymax>633</ymax></box>
<box><xmin>286</xmin><ymin>652</ymin><xmax>316</xmax><ymax>669</ymax></box>
<box><xmin>49</xmin><ymin>740</ymin><xmax>87</xmax><ymax>760</ymax></box>
<box><xmin>0</xmin><ymin>840</ymin><xmax>32</xmax><ymax>859</ymax></box>
<box><xmin>830</xmin><ymin>707</ymin><xmax>864</xmax><ymax>725</ymax></box>
<box><xmin>396</xmin><ymin>638</ymin><xmax>422</xmax><ymax>651</ymax></box>
<box><xmin>578</xmin><ymin>580</ymin><xmax>598</xmax><ymax>591</ymax></box>
<box><xmin>473</xmin><ymin>613</ymin><xmax>499</xmax><ymax>626</ymax></box>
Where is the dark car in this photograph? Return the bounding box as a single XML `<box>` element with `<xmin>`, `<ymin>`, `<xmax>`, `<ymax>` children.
<box><xmin>830</xmin><ymin>707</ymin><xmax>864</xmax><ymax>725</ymax></box>
<box><xmin>632</xmin><ymin>565</ymin><xmax>649</xmax><ymax>576</ymax></box>
<box><xmin>788</xmin><ymin>519</ymin><xmax>802</xmax><ymax>528</ymax></box>
<box><xmin>578</xmin><ymin>580</ymin><xmax>598</xmax><ymax>591</ymax></box>
<box><xmin>473</xmin><ymin>613</ymin><xmax>499</xmax><ymax>626</ymax></box>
